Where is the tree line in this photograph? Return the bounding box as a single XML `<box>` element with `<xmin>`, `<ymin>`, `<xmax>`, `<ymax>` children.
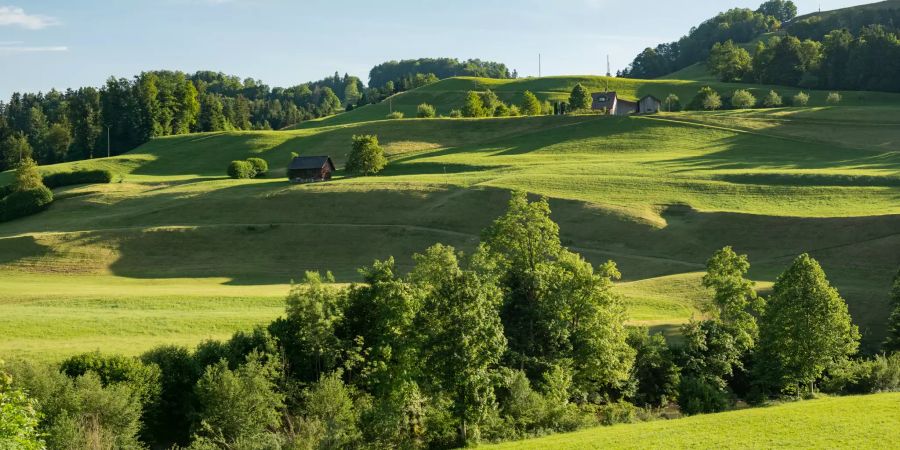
<box><xmin>368</xmin><ymin>58</ymin><xmax>513</xmax><ymax>95</ymax></box>
<box><xmin>3</xmin><ymin>191</ymin><xmax>899</xmax><ymax>449</ymax></box>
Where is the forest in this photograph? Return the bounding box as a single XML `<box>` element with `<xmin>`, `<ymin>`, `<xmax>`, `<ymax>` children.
<box><xmin>3</xmin><ymin>192</ymin><xmax>899</xmax><ymax>449</ymax></box>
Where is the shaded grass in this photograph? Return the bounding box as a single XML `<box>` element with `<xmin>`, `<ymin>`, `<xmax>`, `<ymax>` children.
<box><xmin>481</xmin><ymin>393</ymin><xmax>900</xmax><ymax>449</ymax></box>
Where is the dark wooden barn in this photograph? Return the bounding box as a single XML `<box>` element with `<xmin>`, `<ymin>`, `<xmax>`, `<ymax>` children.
<box><xmin>288</xmin><ymin>156</ymin><xmax>335</xmax><ymax>183</ymax></box>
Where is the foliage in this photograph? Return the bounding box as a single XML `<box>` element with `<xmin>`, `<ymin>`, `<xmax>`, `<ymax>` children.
<box><xmin>416</xmin><ymin>103</ymin><xmax>436</xmax><ymax>118</ymax></box>
<box><xmin>448</xmin><ymin>109</ymin><xmax>462</xmax><ymax>118</ymax></box>
<box><xmin>689</xmin><ymin>86</ymin><xmax>722</xmax><ymax>110</ymax></box>
<box><xmin>0</xmin><ymin>368</ymin><xmax>43</xmax><ymax>450</ymax></box>
<box><xmin>346</xmin><ymin>134</ymin><xmax>387</xmax><ymax>176</ymax></box>
<box><xmin>568</xmin><ymin>84</ymin><xmax>592</xmax><ymax>111</ymax></box>
<box><xmin>245</xmin><ymin>157</ymin><xmax>268</xmax><ymax>177</ymax></box>
<box><xmin>763</xmin><ymin>90</ymin><xmax>784</xmax><ymax>108</ymax></box>
<box><xmin>702</xmin><ymin>247</ymin><xmax>763</xmax><ymax>351</ymax></box>
<box><xmin>731</xmin><ymin>90</ymin><xmax>757</xmax><ymax>109</ymax></box>
<box><xmin>226</xmin><ymin>160</ymin><xmax>256</xmax><ymax>179</ymax></box>
<box><xmin>756</xmin><ymin>254</ymin><xmax>860</xmax><ymax>395</ymax></box>
<box><xmin>386</xmin><ymin>111</ymin><xmax>405</xmax><ymax>119</ymax></box>
<box><xmin>284</xmin><ymin>271</ymin><xmax>345</xmax><ymax>382</ymax></box>
<box><xmin>822</xmin><ymin>353</ymin><xmax>900</xmax><ymax>395</ymax></box>
<box><xmin>13</xmin><ymin>158</ymin><xmax>43</xmax><ymax>192</ymax></box>
<box><xmin>301</xmin><ymin>371</ymin><xmax>363</xmax><ymax>449</ymax></box>
<box><xmin>757</xmin><ymin>0</ymin><xmax>797</xmax><ymax>23</ymax></box>
<box><xmin>827</xmin><ymin>92</ymin><xmax>843</xmax><ymax>104</ymax></box>
<box><xmin>462</xmin><ymin>91</ymin><xmax>486</xmax><ymax>118</ymax></box>
<box><xmin>520</xmin><ymin>91</ymin><xmax>542</xmax><ymax>116</ymax></box>
<box><xmin>793</xmin><ymin>91</ymin><xmax>810</xmax><ymax>106</ymax></box>
<box><xmin>884</xmin><ymin>269</ymin><xmax>900</xmax><ymax>353</ymax></box>
<box><xmin>664</xmin><ymin>94</ymin><xmax>681</xmax><ymax>112</ymax></box>
<box><xmin>0</xmin><ymin>186</ymin><xmax>53</xmax><ymax>223</ymax></box>
<box><xmin>368</xmin><ymin>58</ymin><xmax>510</xmax><ymax>92</ymax></box>
<box><xmin>193</xmin><ymin>354</ymin><xmax>284</xmax><ymax>443</ymax></box>
<box><xmin>708</xmin><ymin>40</ymin><xmax>753</xmax><ymax>82</ymax></box>
<box><xmin>677</xmin><ymin>376</ymin><xmax>729</xmax><ymax>415</ymax></box>
<box><xmin>42</xmin><ymin>169</ymin><xmax>114</xmax><ymax>189</ymax></box>
<box><xmin>628</xmin><ymin>329</ymin><xmax>680</xmax><ymax>408</ymax></box>
<box><xmin>141</xmin><ymin>345</ymin><xmax>200</xmax><ymax>447</ymax></box>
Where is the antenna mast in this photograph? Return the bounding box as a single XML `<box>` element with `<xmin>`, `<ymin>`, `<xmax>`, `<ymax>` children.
<box><xmin>539</xmin><ymin>53</ymin><xmax>542</xmax><ymax>77</ymax></box>
<box><xmin>606</xmin><ymin>55</ymin><xmax>612</xmax><ymax>77</ymax></box>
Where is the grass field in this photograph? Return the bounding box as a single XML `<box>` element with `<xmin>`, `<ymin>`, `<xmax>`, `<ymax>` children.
<box><xmin>481</xmin><ymin>393</ymin><xmax>900</xmax><ymax>449</ymax></box>
<box><xmin>0</xmin><ymin>75</ymin><xmax>898</xmax><ymax>360</ymax></box>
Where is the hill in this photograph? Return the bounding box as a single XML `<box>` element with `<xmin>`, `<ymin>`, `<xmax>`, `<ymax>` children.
<box><xmin>0</xmin><ymin>75</ymin><xmax>898</xmax><ymax>359</ymax></box>
<box><xmin>482</xmin><ymin>393</ymin><xmax>900</xmax><ymax>449</ymax></box>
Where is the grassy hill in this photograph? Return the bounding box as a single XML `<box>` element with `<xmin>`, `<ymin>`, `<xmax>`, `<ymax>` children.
<box><xmin>0</xmin><ymin>76</ymin><xmax>898</xmax><ymax>359</ymax></box>
<box><xmin>482</xmin><ymin>393</ymin><xmax>900</xmax><ymax>449</ymax></box>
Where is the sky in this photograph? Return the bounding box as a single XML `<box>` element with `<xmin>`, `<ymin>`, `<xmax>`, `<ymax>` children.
<box><xmin>0</xmin><ymin>0</ymin><xmax>877</xmax><ymax>99</ymax></box>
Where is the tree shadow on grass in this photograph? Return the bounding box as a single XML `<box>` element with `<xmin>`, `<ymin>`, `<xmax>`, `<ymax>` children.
<box><xmin>0</xmin><ymin>235</ymin><xmax>52</xmax><ymax>267</ymax></box>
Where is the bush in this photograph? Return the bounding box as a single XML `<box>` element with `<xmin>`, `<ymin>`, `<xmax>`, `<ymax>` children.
<box><xmin>42</xmin><ymin>169</ymin><xmax>114</xmax><ymax>189</ymax></box>
<box><xmin>417</xmin><ymin>103</ymin><xmax>436</xmax><ymax>118</ymax></box>
<box><xmin>521</xmin><ymin>91</ymin><xmax>542</xmax><ymax>116</ymax></box>
<box><xmin>827</xmin><ymin>92</ymin><xmax>843</xmax><ymax>104</ymax></box>
<box><xmin>345</xmin><ymin>134</ymin><xmax>387</xmax><ymax>176</ymax></box>
<box><xmin>731</xmin><ymin>89</ymin><xmax>757</xmax><ymax>109</ymax></box>
<box><xmin>823</xmin><ymin>353</ymin><xmax>900</xmax><ymax>395</ymax></box>
<box><xmin>763</xmin><ymin>90</ymin><xmax>784</xmax><ymax>108</ymax></box>
<box><xmin>793</xmin><ymin>91</ymin><xmax>810</xmax><ymax>107</ymax></box>
<box><xmin>448</xmin><ymin>109</ymin><xmax>463</xmax><ymax>118</ymax></box>
<box><xmin>678</xmin><ymin>376</ymin><xmax>729</xmax><ymax>415</ymax></box>
<box><xmin>0</xmin><ymin>186</ymin><xmax>53</xmax><ymax>222</ymax></box>
<box><xmin>386</xmin><ymin>111</ymin><xmax>404</xmax><ymax>119</ymax></box>
<box><xmin>60</xmin><ymin>352</ymin><xmax>162</xmax><ymax>406</ymax></box>
<box><xmin>227</xmin><ymin>160</ymin><xmax>256</xmax><ymax>179</ymax></box>
<box><xmin>245</xmin><ymin>158</ymin><xmax>268</xmax><ymax>177</ymax></box>
<box><xmin>689</xmin><ymin>87</ymin><xmax>722</xmax><ymax>111</ymax></box>
<box><xmin>0</xmin><ymin>184</ymin><xmax>13</xmax><ymax>199</ymax></box>
<box><xmin>596</xmin><ymin>401</ymin><xmax>637</xmax><ymax>426</ymax></box>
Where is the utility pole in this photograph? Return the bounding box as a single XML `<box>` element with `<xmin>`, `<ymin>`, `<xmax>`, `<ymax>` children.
<box><xmin>107</xmin><ymin>126</ymin><xmax>111</xmax><ymax>158</ymax></box>
<box><xmin>607</xmin><ymin>55</ymin><xmax>612</xmax><ymax>77</ymax></box>
<box><xmin>538</xmin><ymin>53</ymin><xmax>542</xmax><ymax>78</ymax></box>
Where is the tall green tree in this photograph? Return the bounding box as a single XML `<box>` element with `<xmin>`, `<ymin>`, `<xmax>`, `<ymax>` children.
<box><xmin>568</xmin><ymin>83</ymin><xmax>592</xmax><ymax>111</ymax></box>
<box><xmin>44</xmin><ymin>123</ymin><xmax>71</xmax><ymax>163</ymax></box>
<box><xmin>0</xmin><ymin>133</ymin><xmax>32</xmax><ymax>170</ymax></box>
<box><xmin>0</xmin><ymin>369</ymin><xmax>43</xmax><ymax>450</ymax></box>
<box><xmin>413</xmin><ymin>244</ymin><xmax>506</xmax><ymax>445</ymax></box>
<box><xmin>285</xmin><ymin>271</ymin><xmax>345</xmax><ymax>381</ymax></box>
<box><xmin>708</xmin><ymin>40</ymin><xmax>753</xmax><ymax>82</ymax></box>
<box><xmin>68</xmin><ymin>87</ymin><xmax>102</xmax><ymax>159</ymax></box>
<box><xmin>884</xmin><ymin>269</ymin><xmax>900</xmax><ymax>353</ymax></box>
<box><xmin>198</xmin><ymin>93</ymin><xmax>226</xmax><ymax>132</ymax></box>
<box><xmin>346</xmin><ymin>134</ymin><xmax>387</xmax><ymax>175</ymax></box>
<box><xmin>756</xmin><ymin>254</ymin><xmax>860</xmax><ymax>395</ymax></box>
<box><xmin>462</xmin><ymin>91</ymin><xmax>486</xmax><ymax>118</ymax></box>
<box><xmin>702</xmin><ymin>247</ymin><xmax>763</xmax><ymax>350</ymax></box>
<box><xmin>13</xmin><ymin>157</ymin><xmax>43</xmax><ymax>192</ymax></box>
<box><xmin>520</xmin><ymin>91</ymin><xmax>542</xmax><ymax>116</ymax></box>
<box><xmin>756</xmin><ymin>0</ymin><xmax>797</xmax><ymax>22</ymax></box>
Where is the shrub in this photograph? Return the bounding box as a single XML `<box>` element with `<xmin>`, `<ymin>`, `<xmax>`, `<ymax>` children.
<box><xmin>493</xmin><ymin>103</ymin><xmax>511</xmax><ymax>117</ymax></box>
<box><xmin>678</xmin><ymin>376</ymin><xmax>729</xmax><ymax>415</ymax></box>
<box><xmin>462</xmin><ymin>91</ymin><xmax>486</xmax><ymax>117</ymax></box>
<box><xmin>731</xmin><ymin>89</ymin><xmax>757</xmax><ymax>109</ymax></box>
<box><xmin>42</xmin><ymin>169</ymin><xmax>114</xmax><ymax>189</ymax></box>
<box><xmin>568</xmin><ymin>83</ymin><xmax>592</xmax><ymax>111</ymax></box>
<box><xmin>763</xmin><ymin>90</ymin><xmax>783</xmax><ymax>108</ymax></box>
<box><xmin>793</xmin><ymin>91</ymin><xmax>810</xmax><ymax>107</ymax></box>
<box><xmin>345</xmin><ymin>134</ymin><xmax>387</xmax><ymax>176</ymax></box>
<box><xmin>448</xmin><ymin>109</ymin><xmax>463</xmax><ymax>118</ymax></box>
<box><xmin>823</xmin><ymin>353</ymin><xmax>900</xmax><ymax>394</ymax></box>
<box><xmin>596</xmin><ymin>401</ymin><xmax>637</xmax><ymax>426</ymax></box>
<box><xmin>227</xmin><ymin>160</ymin><xmax>256</xmax><ymax>179</ymax></box>
<box><xmin>60</xmin><ymin>352</ymin><xmax>162</xmax><ymax>406</ymax></box>
<box><xmin>245</xmin><ymin>158</ymin><xmax>268</xmax><ymax>177</ymax></box>
<box><xmin>13</xmin><ymin>158</ymin><xmax>43</xmax><ymax>192</ymax></box>
<box><xmin>507</xmin><ymin>105</ymin><xmax>522</xmax><ymax>117</ymax></box>
<box><xmin>386</xmin><ymin>111</ymin><xmax>404</xmax><ymax>119</ymax></box>
<box><xmin>0</xmin><ymin>186</ymin><xmax>53</xmax><ymax>222</ymax></box>
<box><xmin>416</xmin><ymin>103</ymin><xmax>436</xmax><ymax>118</ymax></box>
<box><xmin>0</xmin><ymin>184</ymin><xmax>13</xmax><ymax>199</ymax></box>
<box><xmin>665</xmin><ymin>94</ymin><xmax>682</xmax><ymax>112</ymax></box>
<box><xmin>689</xmin><ymin>87</ymin><xmax>722</xmax><ymax>111</ymax></box>
<box><xmin>521</xmin><ymin>91</ymin><xmax>542</xmax><ymax>116</ymax></box>
<box><xmin>827</xmin><ymin>92</ymin><xmax>843</xmax><ymax>104</ymax></box>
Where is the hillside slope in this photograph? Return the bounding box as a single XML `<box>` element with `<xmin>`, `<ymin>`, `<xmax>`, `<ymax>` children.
<box><xmin>483</xmin><ymin>393</ymin><xmax>900</xmax><ymax>449</ymax></box>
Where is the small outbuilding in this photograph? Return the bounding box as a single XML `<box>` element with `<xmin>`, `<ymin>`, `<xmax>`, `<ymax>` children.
<box><xmin>288</xmin><ymin>156</ymin><xmax>335</xmax><ymax>183</ymax></box>
<box><xmin>638</xmin><ymin>95</ymin><xmax>662</xmax><ymax>114</ymax></box>
<box><xmin>591</xmin><ymin>92</ymin><xmax>637</xmax><ymax>116</ymax></box>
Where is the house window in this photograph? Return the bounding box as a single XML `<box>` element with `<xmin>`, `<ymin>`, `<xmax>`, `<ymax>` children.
<box><xmin>597</xmin><ymin>96</ymin><xmax>607</xmax><ymax>103</ymax></box>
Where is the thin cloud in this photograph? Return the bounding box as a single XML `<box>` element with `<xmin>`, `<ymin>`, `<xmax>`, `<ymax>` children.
<box><xmin>0</xmin><ymin>45</ymin><xmax>68</xmax><ymax>54</ymax></box>
<box><xmin>0</xmin><ymin>5</ymin><xmax>60</xmax><ymax>30</ymax></box>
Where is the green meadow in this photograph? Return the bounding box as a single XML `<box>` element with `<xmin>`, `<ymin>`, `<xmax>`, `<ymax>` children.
<box><xmin>1</xmin><ymin>75</ymin><xmax>898</xmax><ymax>360</ymax></box>
<box><xmin>481</xmin><ymin>393</ymin><xmax>900</xmax><ymax>449</ymax></box>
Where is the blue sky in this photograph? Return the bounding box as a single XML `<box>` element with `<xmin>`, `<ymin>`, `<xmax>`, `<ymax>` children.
<box><xmin>0</xmin><ymin>0</ymin><xmax>873</xmax><ymax>98</ymax></box>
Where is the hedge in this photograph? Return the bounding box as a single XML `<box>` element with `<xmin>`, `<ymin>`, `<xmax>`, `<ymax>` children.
<box><xmin>42</xmin><ymin>169</ymin><xmax>115</xmax><ymax>189</ymax></box>
<box><xmin>0</xmin><ymin>186</ymin><xmax>53</xmax><ymax>222</ymax></box>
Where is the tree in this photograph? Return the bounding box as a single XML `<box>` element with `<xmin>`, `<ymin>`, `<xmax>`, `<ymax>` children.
<box><xmin>703</xmin><ymin>247</ymin><xmax>764</xmax><ymax>351</ymax></box>
<box><xmin>690</xmin><ymin>86</ymin><xmax>721</xmax><ymax>111</ymax></box>
<box><xmin>628</xmin><ymin>330</ymin><xmax>680</xmax><ymax>409</ymax></box>
<box><xmin>708</xmin><ymin>40</ymin><xmax>753</xmax><ymax>82</ymax></box>
<box><xmin>462</xmin><ymin>91</ymin><xmax>486</xmax><ymax>118</ymax></box>
<box><xmin>0</xmin><ymin>369</ymin><xmax>43</xmax><ymax>450</ymax></box>
<box><xmin>520</xmin><ymin>91</ymin><xmax>542</xmax><ymax>116</ymax></box>
<box><xmin>1</xmin><ymin>133</ymin><xmax>32</xmax><ymax>170</ymax></box>
<box><xmin>763</xmin><ymin>90</ymin><xmax>783</xmax><ymax>107</ymax></box>
<box><xmin>343</xmin><ymin>82</ymin><xmax>362</xmax><ymax>108</ymax></box>
<box><xmin>827</xmin><ymin>92</ymin><xmax>842</xmax><ymax>104</ymax></box>
<box><xmin>757</xmin><ymin>0</ymin><xmax>797</xmax><ymax>22</ymax></box>
<box><xmin>44</xmin><ymin>123</ymin><xmax>71</xmax><ymax>163</ymax></box>
<box><xmin>756</xmin><ymin>254</ymin><xmax>860</xmax><ymax>395</ymax></box>
<box><xmin>301</xmin><ymin>372</ymin><xmax>362</xmax><ymax>449</ymax></box>
<box><xmin>413</xmin><ymin>244</ymin><xmax>506</xmax><ymax>445</ymax></box>
<box><xmin>193</xmin><ymin>355</ymin><xmax>284</xmax><ymax>443</ymax></box>
<box><xmin>884</xmin><ymin>269</ymin><xmax>900</xmax><ymax>353</ymax></box>
<box><xmin>346</xmin><ymin>134</ymin><xmax>387</xmax><ymax>176</ymax></box>
<box><xmin>731</xmin><ymin>89</ymin><xmax>757</xmax><ymax>109</ymax></box>
<box><xmin>664</xmin><ymin>94</ymin><xmax>681</xmax><ymax>112</ymax></box>
<box><xmin>417</xmin><ymin>103</ymin><xmax>436</xmax><ymax>118</ymax></box>
<box><xmin>792</xmin><ymin>91</ymin><xmax>810</xmax><ymax>106</ymax></box>
<box><xmin>13</xmin><ymin>157</ymin><xmax>43</xmax><ymax>192</ymax></box>
<box><xmin>198</xmin><ymin>93</ymin><xmax>226</xmax><ymax>132</ymax></box>
<box><xmin>568</xmin><ymin>84</ymin><xmax>592</xmax><ymax>111</ymax></box>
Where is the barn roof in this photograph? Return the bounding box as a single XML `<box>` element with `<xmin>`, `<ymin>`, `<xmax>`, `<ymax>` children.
<box><xmin>640</xmin><ymin>95</ymin><xmax>662</xmax><ymax>103</ymax></box>
<box><xmin>289</xmin><ymin>156</ymin><xmax>335</xmax><ymax>171</ymax></box>
<box><xmin>591</xmin><ymin>92</ymin><xmax>618</xmax><ymax>110</ymax></box>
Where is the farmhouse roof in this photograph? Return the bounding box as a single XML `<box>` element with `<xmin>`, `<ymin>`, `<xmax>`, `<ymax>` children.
<box><xmin>289</xmin><ymin>156</ymin><xmax>335</xmax><ymax>171</ymax></box>
<box><xmin>640</xmin><ymin>95</ymin><xmax>662</xmax><ymax>103</ymax></box>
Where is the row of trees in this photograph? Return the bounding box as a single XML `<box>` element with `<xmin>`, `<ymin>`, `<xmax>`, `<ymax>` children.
<box><xmin>368</xmin><ymin>58</ymin><xmax>513</xmax><ymax>95</ymax></box>
<box><xmin>707</xmin><ymin>25</ymin><xmax>900</xmax><ymax>92</ymax></box>
<box><xmin>620</xmin><ymin>1</ymin><xmax>792</xmax><ymax>78</ymax></box>
<box><xmin>4</xmin><ymin>192</ymin><xmax>899</xmax><ymax>449</ymax></box>
<box><xmin>674</xmin><ymin>85</ymin><xmax>840</xmax><ymax>111</ymax></box>
<box><xmin>0</xmin><ymin>71</ymin><xmax>361</xmax><ymax>172</ymax></box>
